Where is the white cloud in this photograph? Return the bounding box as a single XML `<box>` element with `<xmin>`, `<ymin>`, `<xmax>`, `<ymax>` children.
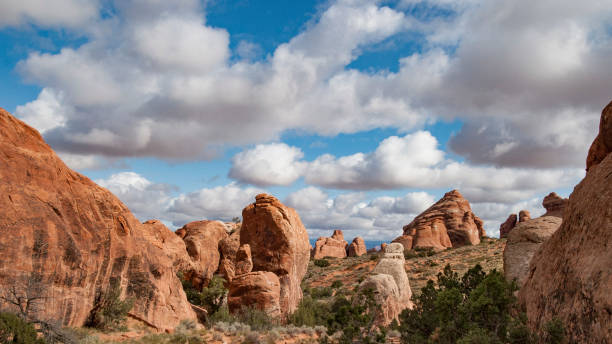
<box><xmin>229</xmin><ymin>143</ymin><xmax>306</xmax><ymax>186</ymax></box>
<box><xmin>0</xmin><ymin>0</ymin><xmax>99</xmax><ymax>28</ymax></box>
<box><xmin>285</xmin><ymin>187</ymin><xmax>435</xmax><ymax>240</ymax></box>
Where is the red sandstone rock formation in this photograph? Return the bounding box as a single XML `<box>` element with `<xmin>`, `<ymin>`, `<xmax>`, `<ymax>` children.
<box><xmin>347</xmin><ymin>237</ymin><xmax>367</xmax><ymax>257</ymax></box>
<box><xmin>541</xmin><ymin>192</ymin><xmax>568</xmax><ymax>218</ymax></box>
<box><xmin>228</xmin><ymin>271</ymin><xmax>281</xmax><ymax>318</ymax></box>
<box><xmin>499</xmin><ymin>214</ymin><xmax>518</xmax><ymax>238</ymax></box>
<box><xmin>141</xmin><ymin>220</ymin><xmax>195</xmax><ymax>274</ymax></box>
<box><xmin>234</xmin><ymin>244</ymin><xmax>253</xmax><ymax>276</ymax></box>
<box><xmin>239</xmin><ymin>194</ymin><xmax>310</xmax><ymax>317</ymax></box>
<box><xmin>394</xmin><ymin>190</ymin><xmax>484</xmax><ymax>250</ymax></box>
<box><xmin>218</xmin><ymin>228</ymin><xmax>241</xmax><ymax>283</ymax></box>
<box><xmin>518</xmin><ymin>210</ymin><xmax>531</xmax><ymax>222</ymax></box>
<box><xmin>519</xmin><ymin>104</ymin><xmax>612</xmax><ymax>343</ymax></box>
<box><xmin>176</xmin><ymin>220</ymin><xmax>228</xmax><ymax>289</ymax></box>
<box><xmin>586</xmin><ymin>100</ymin><xmax>612</xmax><ymax>171</ymax></box>
<box><xmin>312</xmin><ymin>229</ymin><xmax>348</xmax><ymax>259</ymax></box>
<box><xmin>0</xmin><ymin>109</ymin><xmax>196</xmax><ymax>331</ymax></box>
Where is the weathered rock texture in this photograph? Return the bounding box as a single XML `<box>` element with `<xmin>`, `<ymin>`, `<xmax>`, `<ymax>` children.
<box><xmin>218</xmin><ymin>228</ymin><xmax>241</xmax><ymax>283</ymax></box>
<box><xmin>239</xmin><ymin>194</ymin><xmax>310</xmax><ymax>317</ymax></box>
<box><xmin>586</xmin><ymin>100</ymin><xmax>612</xmax><ymax>171</ymax></box>
<box><xmin>519</xmin><ymin>210</ymin><xmax>531</xmax><ymax>223</ymax></box>
<box><xmin>312</xmin><ymin>229</ymin><xmax>348</xmax><ymax>259</ymax></box>
<box><xmin>234</xmin><ymin>244</ymin><xmax>253</xmax><ymax>276</ymax></box>
<box><xmin>0</xmin><ymin>109</ymin><xmax>196</xmax><ymax>331</ymax></box>
<box><xmin>141</xmin><ymin>220</ymin><xmax>194</xmax><ymax>273</ymax></box>
<box><xmin>391</xmin><ymin>235</ymin><xmax>413</xmax><ymax>251</ymax></box>
<box><xmin>503</xmin><ymin>216</ymin><xmax>561</xmax><ymax>287</ymax></box>
<box><xmin>499</xmin><ymin>214</ymin><xmax>518</xmax><ymax>238</ymax></box>
<box><xmin>541</xmin><ymin>192</ymin><xmax>568</xmax><ymax>218</ymax></box>
<box><xmin>359</xmin><ymin>243</ymin><xmax>413</xmax><ymax>326</ymax></box>
<box><xmin>176</xmin><ymin>220</ymin><xmax>228</xmax><ymax>289</ymax></box>
<box><xmin>519</xmin><ymin>106</ymin><xmax>612</xmax><ymax>343</ymax></box>
<box><xmin>228</xmin><ymin>271</ymin><xmax>281</xmax><ymax>318</ymax></box>
<box><xmin>347</xmin><ymin>237</ymin><xmax>367</xmax><ymax>257</ymax></box>
<box><xmin>395</xmin><ymin>190</ymin><xmax>484</xmax><ymax>250</ymax></box>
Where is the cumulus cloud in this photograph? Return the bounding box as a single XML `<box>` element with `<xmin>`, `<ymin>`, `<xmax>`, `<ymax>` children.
<box><xmin>285</xmin><ymin>187</ymin><xmax>435</xmax><ymax>240</ymax></box>
<box><xmin>0</xmin><ymin>0</ymin><xmax>99</xmax><ymax>28</ymax></box>
<box><xmin>230</xmin><ymin>131</ymin><xmax>584</xmax><ymax>204</ymax></box>
<box><xmin>229</xmin><ymin>143</ymin><xmax>306</xmax><ymax>186</ymax></box>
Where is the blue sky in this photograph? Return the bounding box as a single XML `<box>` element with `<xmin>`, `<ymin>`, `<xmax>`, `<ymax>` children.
<box><xmin>1</xmin><ymin>0</ymin><xmax>610</xmax><ymax>240</ymax></box>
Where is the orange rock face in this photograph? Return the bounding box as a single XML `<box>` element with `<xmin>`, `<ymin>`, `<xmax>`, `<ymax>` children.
<box><xmin>395</xmin><ymin>190</ymin><xmax>484</xmax><ymax>250</ymax></box>
<box><xmin>519</xmin><ymin>108</ymin><xmax>612</xmax><ymax>343</ymax></box>
<box><xmin>499</xmin><ymin>214</ymin><xmax>518</xmax><ymax>238</ymax></box>
<box><xmin>541</xmin><ymin>192</ymin><xmax>568</xmax><ymax>218</ymax></box>
<box><xmin>347</xmin><ymin>237</ymin><xmax>367</xmax><ymax>257</ymax></box>
<box><xmin>0</xmin><ymin>109</ymin><xmax>196</xmax><ymax>331</ymax></box>
<box><xmin>234</xmin><ymin>244</ymin><xmax>253</xmax><ymax>276</ymax></box>
<box><xmin>177</xmin><ymin>220</ymin><xmax>228</xmax><ymax>289</ymax></box>
<box><xmin>392</xmin><ymin>235</ymin><xmax>413</xmax><ymax>251</ymax></box>
<box><xmin>518</xmin><ymin>210</ymin><xmax>531</xmax><ymax>222</ymax></box>
<box><xmin>586</xmin><ymin>100</ymin><xmax>612</xmax><ymax>171</ymax></box>
<box><xmin>312</xmin><ymin>230</ymin><xmax>348</xmax><ymax>259</ymax></box>
<box><xmin>228</xmin><ymin>271</ymin><xmax>281</xmax><ymax>318</ymax></box>
<box><xmin>240</xmin><ymin>194</ymin><xmax>310</xmax><ymax>317</ymax></box>
<box><xmin>218</xmin><ymin>228</ymin><xmax>241</xmax><ymax>283</ymax></box>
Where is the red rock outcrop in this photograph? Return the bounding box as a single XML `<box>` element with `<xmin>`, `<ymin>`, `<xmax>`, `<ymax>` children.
<box><xmin>141</xmin><ymin>220</ymin><xmax>195</xmax><ymax>273</ymax></box>
<box><xmin>518</xmin><ymin>210</ymin><xmax>531</xmax><ymax>222</ymax></box>
<box><xmin>347</xmin><ymin>237</ymin><xmax>367</xmax><ymax>257</ymax></box>
<box><xmin>0</xmin><ymin>109</ymin><xmax>196</xmax><ymax>331</ymax></box>
<box><xmin>519</xmin><ymin>105</ymin><xmax>612</xmax><ymax>343</ymax></box>
<box><xmin>394</xmin><ymin>190</ymin><xmax>484</xmax><ymax>250</ymax></box>
<box><xmin>218</xmin><ymin>228</ymin><xmax>241</xmax><ymax>283</ymax></box>
<box><xmin>391</xmin><ymin>235</ymin><xmax>413</xmax><ymax>251</ymax></box>
<box><xmin>359</xmin><ymin>243</ymin><xmax>413</xmax><ymax>326</ymax></box>
<box><xmin>503</xmin><ymin>216</ymin><xmax>561</xmax><ymax>287</ymax></box>
<box><xmin>234</xmin><ymin>244</ymin><xmax>253</xmax><ymax>276</ymax></box>
<box><xmin>499</xmin><ymin>214</ymin><xmax>518</xmax><ymax>238</ymax></box>
<box><xmin>228</xmin><ymin>271</ymin><xmax>281</xmax><ymax>318</ymax></box>
<box><xmin>176</xmin><ymin>220</ymin><xmax>228</xmax><ymax>289</ymax></box>
<box><xmin>312</xmin><ymin>229</ymin><xmax>348</xmax><ymax>259</ymax></box>
<box><xmin>541</xmin><ymin>192</ymin><xmax>568</xmax><ymax>218</ymax></box>
<box><xmin>239</xmin><ymin>194</ymin><xmax>310</xmax><ymax>317</ymax></box>
<box><xmin>586</xmin><ymin>100</ymin><xmax>612</xmax><ymax>171</ymax></box>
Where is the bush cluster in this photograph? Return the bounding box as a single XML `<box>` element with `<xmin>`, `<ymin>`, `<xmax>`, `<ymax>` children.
<box><xmin>397</xmin><ymin>264</ymin><xmax>565</xmax><ymax>344</ymax></box>
<box><xmin>314</xmin><ymin>259</ymin><xmax>331</xmax><ymax>268</ymax></box>
<box><xmin>180</xmin><ymin>275</ymin><xmax>227</xmax><ymax>316</ymax></box>
<box><xmin>404</xmin><ymin>247</ymin><xmax>437</xmax><ymax>260</ymax></box>
<box><xmin>0</xmin><ymin>312</ymin><xmax>45</xmax><ymax>344</ymax></box>
<box><xmin>85</xmin><ymin>281</ymin><xmax>134</xmax><ymax>331</ymax></box>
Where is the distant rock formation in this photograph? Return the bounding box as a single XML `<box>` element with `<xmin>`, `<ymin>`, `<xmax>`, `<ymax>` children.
<box><xmin>347</xmin><ymin>237</ymin><xmax>367</xmax><ymax>257</ymax></box>
<box><xmin>312</xmin><ymin>229</ymin><xmax>348</xmax><ymax>259</ymax></box>
<box><xmin>499</xmin><ymin>214</ymin><xmax>518</xmax><ymax>238</ymax></box>
<box><xmin>519</xmin><ymin>102</ymin><xmax>612</xmax><ymax>343</ymax></box>
<box><xmin>359</xmin><ymin>243</ymin><xmax>413</xmax><ymax>326</ymax></box>
<box><xmin>393</xmin><ymin>190</ymin><xmax>485</xmax><ymax>250</ymax></box>
<box><xmin>175</xmin><ymin>220</ymin><xmax>228</xmax><ymax>289</ymax></box>
<box><xmin>586</xmin><ymin>100</ymin><xmax>612</xmax><ymax>171</ymax></box>
<box><xmin>0</xmin><ymin>108</ymin><xmax>196</xmax><ymax>331</ymax></box>
<box><xmin>541</xmin><ymin>192</ymin><xmax>568</xmax><ymax>217</ymax></box>
<box><xmin>238</xmin><ymin>194</ymin><xmax>310</xmax><ymax>317</ymax></box>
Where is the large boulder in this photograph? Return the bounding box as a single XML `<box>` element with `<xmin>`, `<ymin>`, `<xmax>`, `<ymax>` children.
<box><xmin>228</xmin><ymin>271</ymin><xmax>281</xmax><ymax>319</ymax></box>
<box><xmin>141</xmin><ymin>220</ymin><xmax>195</xmax><ymax>273</ymax></box>
<box><xmin>394</xmin><ymin>190</ymin><xmax>484</xmax><ymax>250</ymax></box>
<box><xmin>519</xmin><ymin>104</ymin><xmax>612</xmax><ymax>343</ymax></box>
<box><xmin>519</xmin><ymin>210</ymin><xmax>531</xmax><ymax>223</ymax></box>
<box><xmin>218</xmin><ymin>228</ymin><xmax>241</xmax><ymax>283</ymax></box>
<box><xmin>312</xmin><ymin>229</ymin><xmax>348</xmax><ymax>259</ymax></box>
<box><xmin>0</xmin><ymin>109</ymin><xmax>196</xmax><ymax>331</ymax></box>
<box><xmin>347</xmin><ymin>237</ymin><xmax>367</xmax><ymax>257</ymax></box>
<box><xmin>499</xmin><ymin>214</ymin><xmax>518</xmax><ymax>238</ymax></box>
<box><xmin>176</xmin><ymin>220</ymin><xmax>228</xmax><ymax>289</ymax></box>
<box><xmin>239</xmin><ymin>194</ymin><xmax>310</xmax><ymax>317</ymax></box>
<box><xmin>503</xmin><ymin>216</ymin><xmax>561</xmax><ymax>287</ymax></box>
<box><xmin>586</xmin><ymin>100</ymin><xmax>612</xmax><ymax>171</ymax></box>
<box><xmin>359</xmin><ymin>243</ymin><xmax>413</xmax><ymax>326</ymax></box>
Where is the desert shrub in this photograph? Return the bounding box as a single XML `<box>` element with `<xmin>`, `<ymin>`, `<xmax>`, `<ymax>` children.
<box><xmin>414</xmin><ymin>246</ymin><xmax>436</xmax><ymax>257</ymax></box>
<box><xmin>207</xmin><ymin>305</ymin><xmax>236</xmax><ymax>325</ymax></box>
<box><xmin>314</xmin><ymin>259</ymin><xmax>330</xmax><ymax>268</ymax></box>
<box><xmin>369</xmin><ymin>254</ymin><xmax>378</xmax><ymax>261</ymax></box>
<box><xmin>331</xmin><ymin>280</ymin><xmax>343</xmax><ymax>289</ymax></box>
<box><xmin>304</xmin><ymin>286</ymin><xmax>333</xmax><ymax>299</ymax></box>
<box><xmin>404</xmin><ymin>250</ymin><xmax>418</xmax><ymax>260</ymax></box>
<box><xmin>85</xmin><ymin>280</ymin><xmax>134</xmax><ymax>331</ymax></box>
<box><xmin>0</xmin><ymin>312</ymin><xmax>45</xmax><ymax>344</ymax></box>
<box><xmin>289</xmin><ymin>296</ymin><xmax>331</xmax><ymax>327</ymax></box>
<box><xmin>398</xmin><ymin>264</ymin><xmax>547</xmax><ymax>344</ymax></box>
<box><xmin>235</xmin><ymin>306</ymin><xmax>277</xmax><ymax>331</ymax></box>
<box><xmin>542</xmin><ymin>317</ymin><xmax>565</xmax><ymax>344</ymax></box>
<box><xmin>181</xmin><ymin>275</ymin><xmax>227</xmax><ymax>315</ymax></box>
<box><xmin>242</xmin><ymin>331</ymin><xmax>260</xmax><ymax>344</ymax></box>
